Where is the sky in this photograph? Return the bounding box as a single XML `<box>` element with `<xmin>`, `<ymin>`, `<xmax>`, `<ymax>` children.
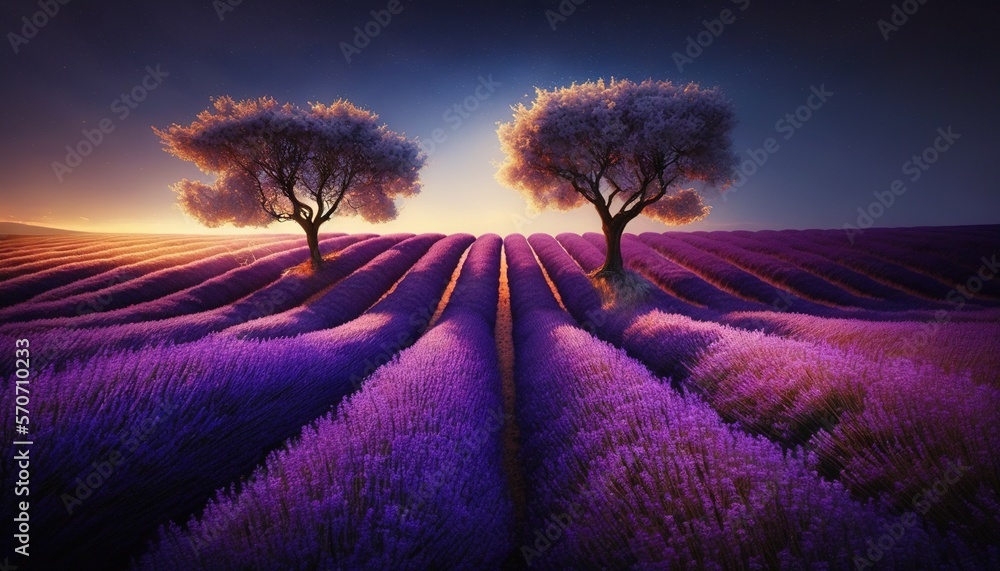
<box><xmin>0</xmin><ymin>0</ymin><xmax>997</xmax><ymax>236</ymax></box>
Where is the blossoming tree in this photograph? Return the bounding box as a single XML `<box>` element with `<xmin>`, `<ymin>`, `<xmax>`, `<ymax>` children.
<box><xmin>155</xmin><ymin>96</ymin><xmax>425</xmax><ymax>268</ymax></box>
<box><xmin>496</xmin><ymin>79</ymin><xmax>738</xmax><ymax>277</ymax></box>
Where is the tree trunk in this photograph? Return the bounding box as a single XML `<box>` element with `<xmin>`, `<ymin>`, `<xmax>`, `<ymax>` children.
<box><xmin>304</xmin><ymin>224</ymin><xmax>322</xmax><ymax>269</ymax></box>
<box><xmin>597</xmin><ymin>220</ymin><xmax>626</xmax><ymax>276</ymax></box>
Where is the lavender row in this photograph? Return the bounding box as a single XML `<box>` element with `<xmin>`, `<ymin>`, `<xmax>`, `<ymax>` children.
<box><xmin>771</xmin><ymin>228</ymin><xmax>989</xmax><ymax>306</ymax></box>
<box><xmin>556</xmin><ymin>233</ymin><xmax>718</xmax><ymax>316</ymax></box>
<box><xmin>811</xmin><ymin>228</ymin><xmax>1000</xmax><ymax>301</ymax></box>
<box><xmin>760</xmin><ymin>229</ymin><xmax>983</xmax><ymax>307</ymax></box>
<box><xmin>722</xmin><ymin>310</ymin><xmax>1000</xmax><ymax>386</ymax></box>
<box><xmin>0</xmin><ymin>235</ymin><xmax>474</xmax><ymax>569</ymax></box>
<box><xmin>752</xmin><ymin>227</ymin><xmax>1000</xmax><ymax>300</ymax></box>
<box><xmin>702</xmin><ymin>327</ymin><xmax>1000</xmax><ymax>548</ymax></box>
<box><xmin>0</xmin><ymin>236</ymin><xmax>239</xmax><ymax>301</ymax></box>
<box><xmin>637</xmin><ymin>231</ymin><xmax>837</xmax><ymax>315</ymax></box>
<box><xmin>0</xmin><ymin>234</ymin><xmax>180</xmax><ymax>274</ymax></box>
<box><xmin>672</xmin><ymin>231</ymin><xmax>897</xmax><ymax>311</ymax></box>
<box><xmin>550</xmin><ymin>235</ymin><xmax>707</xmax><ymax>316</ymax></box>
<box><xmin>0</xmin><ymin>234</ymin><xmax>410</xmax><ymax>372</ymax></box>
<box><xmin>779</xmin><ymin>230</ymin><xmax>996</xmax><ymax>305</ymax></box>
<box><xmin>693</xmin><ymin>320</ymin><xmax>999</xmax><ymax>547</ymax></box>
<box><xmin>223</xmin><ymin>234</ymin><xmax>440</xmax><ymax>339</ymax></box>
<box><xmin>0</xmin><ymin>237</ymin><xmax>151</xmax><ymax>276</ymax></box>
<box><xmin>706</xmin><ymin>230</ymin><xmax>945</xmax><ymax>309</ymax></box>
<box><xmin>0</xmin><ymin>237</ymin><xmax>304</xmax><ymax>323</ymax></box>
<box><xmin>0</xmin><ymin>234</ymin><xmax>98</xmax><ymax>258</ymax></box>
<box><xmin>575</xmin><ymin>232</ymin><xmax>770</xmax><ymax>313</ymax></box>
<box><xmin>539</xmin><ymin>233</ymin><xmax>995</xmax><ymax>393</ymax></box>
<box><xmin>849</xmin><ymin>233</ymin><xmax>997</xmax><ymax>295</ymax></box>
<box><xmin>850</xmin><ymin>226</ymin><xmax>999</xmax><ymax>275</ymax></box>
<box><xmin>504</xmin><ymin>234</ymin><xmax>941</xmax><ymax>569</ymax></box>
<box><xmin>529</xmin><ymin>233</ymin><xmax>720</xmax><ymax>380</ymax></box>
<box><xmin>0</xmin><ymin>235</ymin><xmax>196</xmax><ymax>298</ymax></box>
<box><xmin>767</xmin><ymin>226</ymin><xmax>997</xmax><ymax>263</ymax></box>
<box><xmin>0</xmin><ymin>234</ymin><xmax>372</xmax><ymax>335</ymax></box>
<box><xmin>30</xmin><ymin>235</ymin><xmax>302</xmax><ymax>302</ymax></box>
<box><xmin>135</xmin><ymin>235</ymin><xmax>513</xmax><ymax>570</ymax></box>
<box><xmin>527</xmin><ymin>232</ymin><xmax>1000</xmax><ymax>552</ymax></box>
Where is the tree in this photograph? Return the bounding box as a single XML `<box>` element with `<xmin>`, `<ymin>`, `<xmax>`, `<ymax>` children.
<box><xmin>496</xmin><ymin>79</ymin><xmax>737</xmax><ymax>277</ymax></box>
<box><xmin>155</xmin><ymin>96</ymin><xmax>425</xmax><ymax>268</ymax></box>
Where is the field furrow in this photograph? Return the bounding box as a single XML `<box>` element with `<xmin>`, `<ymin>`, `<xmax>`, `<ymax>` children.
<box><xmin>0</xmin><ymin>235</ymin><xmax>473</xmax><ymax>570</ymax></box>
<box><xmin>134</xmin><ymin>235</ymin><xmax>513</xmax><ymax>570</ymax></box>
<box><xmin>0</xmin><ymin>235</ymin><xmax>373</xmax><ymax>335</ymax></box>
<box><xmin>804</xmin><ymin>230</ymin><xmax>1000</xmax><ymax>303</ymax></box>
<box><xmin>671</xmin><ymin>232</ymin><xmax>902</xmax><ymax>311</ymax></box>
<box><xmin>221</xmin><ymin>234</ymin><xmax>443</xmax><ymax>340</ymax></box>
<box><xmin>0</xmin><ymin>237</ymin><xmax>305</xmax><ymax>323</ymax></box>
<box><xmin>0</xmin><ymin>226</ymin><xmax>995</xmax><ymax>569</ymax></box>
<box><xmin>27</xmin><ymin>236</ymin><xmax>301</xmax><ymax>301</ymax></box>
<box><xmin>0</xmin><ymin>235</ymin><xmax>403</xmax><ymax>371</ymax></box>
<box><xmin>526</xmin><ymin>233</ymin><xmax>999</xmax><ymax>559</ymax></box>
<box><xmin>638</xmin><ymin>232</ymin><xmax>836</xmax><ymax>314</ymax></box>
<box><xmin>504</xmin><ymin>234</ymin><xmax>942</xmax><ymax>569</ymax></box>
<box><xmin>583</xmin><ymin>232</ymin><xmax>770</xmax><ymax>313</ymax></box>
<box><xmin>705</xmin><ymin>230</ymin><xmax>946</xmax><ymax>308</ymax></box>
<box><xmin>779</xmin><ymin>230</ymin><xmax>998</xmax><ymax>305</ymax></box>
<box><xmin>0</xmin><ymin>236</ymin><xmax>242</xmax><ymax>285</ymax></box>
<box><xmin>0</xmin><ymin>235</ymin><xmax>175</xmax><ymax>271</ymax></box>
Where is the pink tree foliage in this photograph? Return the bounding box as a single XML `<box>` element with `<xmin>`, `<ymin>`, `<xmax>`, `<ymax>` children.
<box><xmin>155</xmin><ymin>97</ymin><xmax>425</xmax><ymax>267</ymax></box>
<box><xmin>496</xmin><ymin>79</ymin><xmax>738</xmax><ymax>275</ymax></box>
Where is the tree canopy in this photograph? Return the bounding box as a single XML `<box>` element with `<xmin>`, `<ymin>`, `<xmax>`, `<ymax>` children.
<box><xmin>155</xmin><ymin>96</ymin><xmax>424</xmax><ymax>266</ymax></box>
<box><xmin>496</xmin><ymin>79</ymin><xmax>738</xmax><ymax>275</ymax></box>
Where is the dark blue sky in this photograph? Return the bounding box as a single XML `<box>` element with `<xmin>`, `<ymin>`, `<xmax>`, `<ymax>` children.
<box><xmin>1</xmin><ymin>0</ymin><xmax>997</xmax><ymax>235</ymax></box>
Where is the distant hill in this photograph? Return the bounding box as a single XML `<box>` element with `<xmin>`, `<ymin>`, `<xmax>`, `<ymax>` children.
<box><xmin>0</xmin><ymin>222</ymin><xmax>84</xmax><ymax>236</ymax></box>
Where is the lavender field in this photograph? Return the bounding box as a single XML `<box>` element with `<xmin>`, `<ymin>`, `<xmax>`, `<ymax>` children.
<box><xmin>2</xmin><ymin>226</ymin><xmax>999</xmax><ymax>570</ymax></box>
